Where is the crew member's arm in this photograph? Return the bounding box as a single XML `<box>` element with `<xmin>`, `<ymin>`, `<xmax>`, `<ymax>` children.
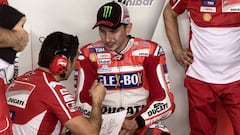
<box><xmin>74</xmin><ymin>48</ymin><xmax>98</xmax><ymax>107</ymax></box>
<box><xmin>163</xmin><ymin>3</ymin><xmax>192</xmax><ymax>67</ymax></box>
<box><xmin>0</xmin><ymin>17</ymin><xmax>28</xmax><ymax>51</ymax></box>
<box><xmin>64</xmin><ymin>80</ymin><xmax>106</xmax><ymax>135</ymax></box>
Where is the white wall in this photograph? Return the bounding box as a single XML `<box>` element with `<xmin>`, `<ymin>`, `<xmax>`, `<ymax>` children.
<box><xmin>8</xmin><ymin>0</ymin><xmax>190</xmax><ymax>134</ymax></box>
<box><xmin>152</xmin><ymin>1</ymin><xmax>190</xmax><ymax>134</ymax></box>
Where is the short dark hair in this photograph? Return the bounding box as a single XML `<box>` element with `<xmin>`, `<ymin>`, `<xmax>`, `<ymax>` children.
<box><xmin>38</xmin><ymin>31</ymin><xmax>79</xmax><ymax>68</ymax></box>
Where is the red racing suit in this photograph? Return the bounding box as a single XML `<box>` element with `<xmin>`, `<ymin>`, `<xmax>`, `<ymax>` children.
<box><xmin>74</xmin><ymin>36</ymin><xmax>175</xmax><ymax>130</ymax></box>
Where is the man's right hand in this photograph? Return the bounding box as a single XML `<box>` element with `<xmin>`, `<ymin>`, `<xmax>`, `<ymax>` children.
<box><xmin>173</xmin><ymin>48</ymin><xmax>193</xmax><ymax>68</ymax></box>
<box><xmin>11</xmin><ymin>17</ymin><xmax>29</xmax><ymax>52</ymax></box>
<box><xmin>90</xmin><ymin>80</ymin><xmax>106</xmax><ymax>105</ymax></box>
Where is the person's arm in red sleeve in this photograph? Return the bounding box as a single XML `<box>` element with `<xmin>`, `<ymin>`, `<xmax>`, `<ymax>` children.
<box><xmin>74</xmin><ymin>47</ymin><xmax>98</xmax><ymax>116</ymax></box>
<box><xmin>126</xmin><ymin>45</ymin><xmax>175</xmax><ymax>129</ymax></box>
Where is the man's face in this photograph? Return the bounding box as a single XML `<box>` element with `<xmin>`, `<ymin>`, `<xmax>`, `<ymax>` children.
<box><xmin>98</xmin><ymin>24</ymin><xmax>131</xmax><ymax>53</ymax></box>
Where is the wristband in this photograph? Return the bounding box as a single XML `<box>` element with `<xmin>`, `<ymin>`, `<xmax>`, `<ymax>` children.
<box><xmin>135</xmin><ymin>115</ymin><xmax>145</xmax><ymax>129</ymax></box>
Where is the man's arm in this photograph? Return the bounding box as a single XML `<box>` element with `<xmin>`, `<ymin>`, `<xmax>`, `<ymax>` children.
<box><xmin>64</xmin><ymin>80</ymin><xmax>106</xmax><ymax>135</ymax></box>
<box><xmin>0</xmin><ymin>17</ymin><xmax>28</xmax><ymax>51</ymax></box>
<box><xmin>163</xmin><ymin>4</ymin><xmax>192</xmax><ymax>67</ymax></box>
<box><xmin>120</xmin><ymin>45</ymin><xmax>175</xmax><ymax>134</ymax></box>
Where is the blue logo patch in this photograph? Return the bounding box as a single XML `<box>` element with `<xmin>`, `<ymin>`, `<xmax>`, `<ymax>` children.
<box><xmin>201</xmin><ymin>0</ymin><xmax>216</xmax><ymax>6</ymax></box>
<box><xmin>89</xmin><ymin>48</ymin><xmax>105</xmax><ymax>53</ymax></box>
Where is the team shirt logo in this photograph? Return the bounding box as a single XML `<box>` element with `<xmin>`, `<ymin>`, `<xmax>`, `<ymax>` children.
<box><xmin>6</xmin><ymin>81</ymin><xmax>36</xmax><ymax>109</ymax></box>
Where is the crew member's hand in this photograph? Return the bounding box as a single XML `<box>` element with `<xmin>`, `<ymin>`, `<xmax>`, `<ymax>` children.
<box><xmin>12</xmin><ymin>17</ymin><xmax>29</xmax><ymax>51</ymax></box>
<box><xmin>89</xmin><ymin>80</ymin><xmax>106</xmax><ymax>104</ymax></box>
<box><xmin>119</xmin><ymin>119</ymin><xmax>138</xmax><ymax>135</ymax></box>
<box><xmin>173</xmin><ymin>48</ymin><xmax>193</xmax><ymax>68</ymax></box>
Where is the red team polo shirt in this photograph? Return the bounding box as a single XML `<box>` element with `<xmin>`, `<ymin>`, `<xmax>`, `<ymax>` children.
<box><xmin>6</xmin><ymin>69</ymin><xmax>81</xmax><ymax>135</ymax></box>
<box><xmin>170</xmin><ymin>0</ymin><xmax>240</xmax><ymax>84</ymax></box>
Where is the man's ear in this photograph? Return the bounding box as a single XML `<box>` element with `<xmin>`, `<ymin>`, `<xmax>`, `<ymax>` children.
<box><xmin>126</xmin><ymin>23</ymin><xmax>132</xmax><ymax>35</ymax></box>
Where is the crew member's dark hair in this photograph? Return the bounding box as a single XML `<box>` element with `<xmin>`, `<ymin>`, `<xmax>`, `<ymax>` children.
<box><xmin>38</xmin><ymin>31</ymin><xmax>79</xmax><ymax>68</ymax></box>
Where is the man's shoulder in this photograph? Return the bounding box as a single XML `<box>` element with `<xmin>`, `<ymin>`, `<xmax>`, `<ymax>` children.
<box><xmin>132</xmin><ymin>37</ymin><xmax>164</xmax><ymax>56</ymax></box>
<box><xmin>132</xmin><ymin>38</ymin><xmax>160</xmax><ymax>52</ymax></box>
<box><xmin>80</xmin><ymin>40</ymin><xmax>105</xmax><ymax>54</ymax></box>
<box><xmin>133</xmin><ymin>37</ymin><xmax>158</xmax><ymax>46</ymax></box>
<box><xmin>81</xmin><ymin>40</ymin><xmax>104</xmax><ymax>48</ymax></box>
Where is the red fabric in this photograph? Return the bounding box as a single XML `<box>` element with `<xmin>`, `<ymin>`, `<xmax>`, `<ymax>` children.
<box><xmin>0</xmin><ymin>79</ymin><xmax>13</xmax><ymax>135</ymax></box>
<box><xmin>216</xmin><ymin>100</ymin><xmax>234</xmax><ymax>135</ymax></box>
<box><xmin>7</xmin><ymin>69</ymin><xmax>81</xmax><ymax>134</ymax></box>
<box><xmin>185</xmin><ymin>76</ymin><xmax>238</xmax><ymax>135</ymax></box>
<box><xmin>135</xmin><ymin>124</ymin><xmax>170</xmax><ymax>135</ymax></box>
<box><xmin>0</xmin><ymin>0</ymin><xmax>8</xmax><ymax>4</ymax></box>
<box><xmin>169</xmin><ymin>0</ymin><xmax>240</xmax><ymax>27</ymax></box>
<box><xmin>75</xmin><ymin>38</ymin><xmax>175</xmax><ymax>126</ymax></box>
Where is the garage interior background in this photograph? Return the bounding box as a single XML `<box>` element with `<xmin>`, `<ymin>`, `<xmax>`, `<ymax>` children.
<box><xmin>8</xmin><ymin>0</ymin><xmax>233</xmax><ymax>134</ymax></box>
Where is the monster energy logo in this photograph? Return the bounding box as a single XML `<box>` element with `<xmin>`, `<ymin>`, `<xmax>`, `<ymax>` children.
<box><xmin>103</xmin><ymin>6</ymin><xmax>113</xmax><ymax>18</ymax></box>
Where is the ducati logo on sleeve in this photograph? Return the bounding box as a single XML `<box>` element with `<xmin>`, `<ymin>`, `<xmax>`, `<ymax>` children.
<box><xmin>6</xmin><ymin>81</ymin><xmax>36</xmax><ymax>109</ymax></box>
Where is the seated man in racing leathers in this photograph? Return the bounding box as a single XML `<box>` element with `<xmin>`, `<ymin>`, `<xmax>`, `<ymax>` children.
<box><xmin>74</xmin><ymin>1</ymin><xmax>175</xmax><ymax>135</ymax></box>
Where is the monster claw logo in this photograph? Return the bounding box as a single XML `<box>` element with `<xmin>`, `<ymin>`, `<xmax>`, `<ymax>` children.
<box><xmin>103</xmin><ymin>6</ymin><xmax>113</xmax><ymax>18</ymax></box>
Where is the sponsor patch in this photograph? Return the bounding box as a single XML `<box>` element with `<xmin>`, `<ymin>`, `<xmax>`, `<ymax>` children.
<box><xmin>98</xmin><ymin>71</ymin><xmax>143</xmax><ymax>89</ymax></box>
<box><xmin>66</xmin><ymin>101</ymin><xmax>78</xmax><ymax>112</ymax></box>
<box><xmin>102</xmin><ymin>105</ymin><xmax>145</xmax><ymax>116</ymax></box>
<box><xmin>112</xmin><ymin>54</ymin><xmax>124</xmax><ymax>61</ymax></box>
<box><xmin>60</xmin><ymin>88</ymin><xmax>69</xmax><ymax>95</ymax></box>
<box><xmin>89</xmin><ymin>47</ymin><xmax>105</xmax><ymax>53</ymax></box>
<box><xmin>147</xmin><ymin>103</ymin><xmax>168</xmax><ymax>117</ymax></box>
<box><xmin>200</xmin><ymin>0</ymin><xmax>216</xmax><ymax>12</ymax></box>
<box><xmin>89</xmin><ymin>53</ymin><xmax>97</xmax><ymax>62</ymax></box>
<box><xmin>77</xmin><ymin>54</ymin><xmax>85</xmax><ymax>60</ymax></box>
<box><xmin>63</xmin><ymin>94</ymin><xmax>74</xmax><ymax>102</ymax></box>
<box><xmin>98</xmin><ymin>59</ymin><xmax>111</xmax><ymax>65</ymax></box>
<box><xmin>132</xmin><ymin>49</ymin><xmax>149</xmax><ymax>56</ymax></box>
<box><xmin>203</xmin><ymin>13</ymin><xmax>212</xmax><ymax>21</ymax></box>
<box><xmin>201</xmin><ymin>0</ymin><xmax>216</xmax><ymax>6</ymax></box>
<box><xmin>97</xmin><ymin>53</ymin><xmax>111</xmax><ymax>59</ymax></box>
